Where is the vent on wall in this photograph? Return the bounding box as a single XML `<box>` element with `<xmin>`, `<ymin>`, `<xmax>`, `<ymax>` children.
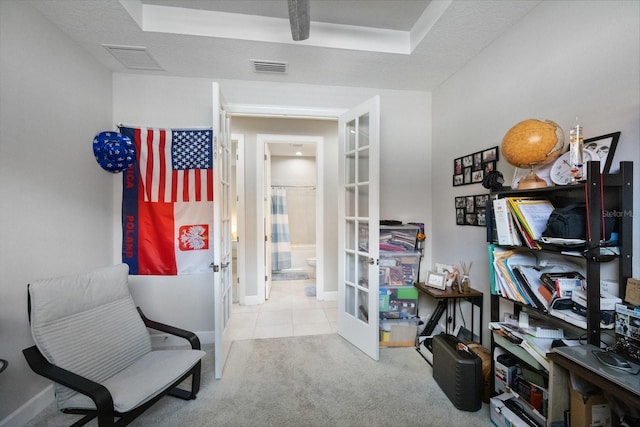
<box><xmin>103</xmin><ymin>45</ymin><xmax>164</xmax><ymax>71</ymax></box>
<box><xmin>251</xmin><ymin>59</ymin><xmax>288</xmax><ymax>74</ymax></box>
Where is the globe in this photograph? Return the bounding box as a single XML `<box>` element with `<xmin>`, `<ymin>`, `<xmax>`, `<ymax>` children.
<box><xmin>501</xmin><ymin>118</ymin><xmax>566</xmax><ymax>188</ymax></box>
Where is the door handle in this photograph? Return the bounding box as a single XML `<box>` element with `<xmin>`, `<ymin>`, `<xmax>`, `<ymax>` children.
<box><xmin>368</xmin><ymin>257</ymin><xmax>377</xmax><ymax>265</ymax></box>
<box><xmin>221</xmin><ymin>262</ymin><xmax>230</xmax><ymax>269</ymax></box>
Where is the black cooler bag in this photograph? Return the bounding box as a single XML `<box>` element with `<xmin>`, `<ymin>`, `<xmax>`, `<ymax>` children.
<box><xmin>432</xmin><ymin>334</ymin><xmax>482</xmax><ymax>412</ymax></box>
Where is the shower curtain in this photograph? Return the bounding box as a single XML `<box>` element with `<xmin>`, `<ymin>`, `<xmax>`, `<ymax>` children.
<box><xmin>271</xmin><ymin>186</ymin><xmax>292</xmax><ymax>271</ymax></box>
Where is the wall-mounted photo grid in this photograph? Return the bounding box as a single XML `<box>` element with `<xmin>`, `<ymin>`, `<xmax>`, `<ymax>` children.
<box><xmin>453</xmin><ymin>146</ymin><xmax>498</xmax><ymax>186</ymax></box>
<box><xmin>455</xmin><ymin>194</ymin><xmax>489</xmax><ymax>226</ymax></box>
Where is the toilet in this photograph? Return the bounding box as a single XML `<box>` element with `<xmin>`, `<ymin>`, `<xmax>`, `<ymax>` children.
<box><xmin>305</xmin><ymin>257</ymin><xmax>317</xmax><ymax>297</ymax></box>
<box><xmin>306</xmin><ymin>257</ymin><xmax>316</xmax><ymax>279</ymax></box>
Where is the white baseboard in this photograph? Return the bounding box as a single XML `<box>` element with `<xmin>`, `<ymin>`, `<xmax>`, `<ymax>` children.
<box><xmin>0</xmin><ymin>384</ymin><xmax>53</xmax><ymax>427</ymax></box>
<box><xmin>320</xmin><ymin>290</ymin><xmax>337</xmax><ymax>301</ymax></box>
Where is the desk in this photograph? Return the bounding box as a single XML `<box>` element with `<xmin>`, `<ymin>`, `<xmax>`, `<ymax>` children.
<box><xmin>414</xmin><ymin>283</ymin><xmax>484</xmax><ymax>343</ymax></box>
<box><xmin>548</xmin><ymin>345</ymin><xmax>640</xmax><ymax>426</ymax></box>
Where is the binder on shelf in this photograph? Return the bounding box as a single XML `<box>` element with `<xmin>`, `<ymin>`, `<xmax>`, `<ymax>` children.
<box><xmin>493</xmin><ymin>198</ymin><xmax>521</xmax><ymax>246</ymax></box>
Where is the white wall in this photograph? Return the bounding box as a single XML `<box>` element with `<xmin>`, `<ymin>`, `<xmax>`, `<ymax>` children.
<box><xmin>113</xmin><ymin>74</ymin><xmax>216</xmax><ymax>337</ymax></box>
<box><xmin>431</xmin><ymin>0</ymin><xmax>640</xmax><ymax>347</ymax></box>
<box><xmin>0</xmin><ymin>1</ymin><xmax>114</xmax><ymax>423</ymax></box>
<box><xmin>271</xmin><ymin>156</ymin><xmax>317</xmax><ymax>245</ymax></box>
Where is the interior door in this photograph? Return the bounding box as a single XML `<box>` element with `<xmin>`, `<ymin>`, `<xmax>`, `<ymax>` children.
<box><xmin>212</xmin><ymin>83</ymin><xmax>233</xmax><ymax>379</ymax></box>
<box><xmin>338</xmin><ymin>96</ymin><xmax>380</xmax><ymax>360</ymax></box>
<box><xmin>264</xmin><ymin>144</ymin><xmax>273</xmax><ymax>299</ymax></box>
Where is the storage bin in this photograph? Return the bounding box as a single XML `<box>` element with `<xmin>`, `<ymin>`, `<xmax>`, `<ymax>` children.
<box><xmin>379</xmin><ymin>286</ymin><xmax>418</xmax><ymax>318</ymax></box>
<box><xmin>380</xmin><ymin>225</ymin><xmax>419</xmax><ymax>251</ymax></box>
<box><xmin>379</xmin><ymin>318</ymin><xmax>418</xmax><ymax>347</ymax></box>
<box><xmin>379</xmin><ymin>251</ymin><xmax>421</xmax><ymax>286</ymax></box>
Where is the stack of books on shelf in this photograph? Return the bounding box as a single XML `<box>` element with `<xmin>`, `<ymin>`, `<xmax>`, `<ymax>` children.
<box><xmin>489</xmin><ymin>245</ymin><xmax>623</xmax><ymax>330</ymax></box>
<box><xmin>492</xmin><ymin>197</ymin><xmax>555</xmax><ymax>249</ymax></box>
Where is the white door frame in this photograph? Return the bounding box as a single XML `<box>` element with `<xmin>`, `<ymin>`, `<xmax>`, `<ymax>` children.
<box><xmin>255</xmin><ymin>133</ymin><xmax>325</xmax><ymax>302</ymax></box>
<box><xmin>231</xmin><ymin>133</ymin><xmax>246</xmax><ymax>305</ymax></box>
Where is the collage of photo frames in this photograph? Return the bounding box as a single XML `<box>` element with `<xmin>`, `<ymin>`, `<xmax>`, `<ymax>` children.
<box><xmin>453</xmin><ymin>146</ymin><xmax>498</xmax><ymax>227</ymax></box>
<box><xmin>453</xmin><ymin>146</ymin><xmax>499</xmax><ymax>186</ymax></box>
<box><xmin>455</xmin><ymin>194</ymin><xmax>489</xmax><ymax>227</ymax></box>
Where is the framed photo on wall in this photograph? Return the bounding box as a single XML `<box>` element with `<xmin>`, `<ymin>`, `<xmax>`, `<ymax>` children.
<box><xmin>455</xmin><ymin>193</ymin><xmax>489</xmax><ymax>227</ymax></box>
<box><xmin>583</xmin><ymin>132</ymin><xmax>620</xmax><ymax>173</ymax></box>
<box><xmin>452</xmin><ymin>146</ymin><xmax>499</xmax><ymax>186</ymax></box>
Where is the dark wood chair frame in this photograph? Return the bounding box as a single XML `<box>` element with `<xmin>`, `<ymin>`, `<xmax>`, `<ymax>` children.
<box><xmin>23</xmin><ymin>298</ymin><xmax>202</xmax><ymax>427</ymax></box>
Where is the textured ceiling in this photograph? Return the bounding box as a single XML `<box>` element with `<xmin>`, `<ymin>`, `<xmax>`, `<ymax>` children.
<box><xmin>27</xmin><ymin>0</ymin><xmax>541</xmax><ymax>91</ymax></box>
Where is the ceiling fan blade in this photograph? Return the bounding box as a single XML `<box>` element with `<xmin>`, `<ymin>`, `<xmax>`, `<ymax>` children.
<box><xmin>288</xmin><ymin>0</ymin><xmax>310</xmax><ymax>41</ymax></box>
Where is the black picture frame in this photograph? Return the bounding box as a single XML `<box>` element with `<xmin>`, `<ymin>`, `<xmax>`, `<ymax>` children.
<box><xmin>482</xmin><ymin>146</ymin><xmax>499</xmax><ymax>163</ymax></box>
<box><xmin>472</xmin><ymin>152</ymin><xmax>483</xmax><ymax>171</ymax></box>
<box><xmin>452</xmin><ymin>145</ymin><xmax>500</xmax><ymax>186</ymax></box>
<box><xmin>484</xmin><ymin>160</ymin><xmax>496</xmax><ymax>175</ymax></box>
<box><xmin>462</xmin><ymin>155</ymin><xmax>473</xmax><ymax>168</ymax></box>
<box><xmin>583</xmin><ymin>132</ymin><xmax>620</xmax><ymax>174</ymax></box>
<box><xmin>463</xmin><ymin>167</ymin><xmax>472</xmax><ymax>184</ymax></box>
<box><xmin>455</xmin><ymin>193</ymin><xmax>488</xmax><ymax>227</ymax></box>
<box><xmin>454</xmin><ymin>158</ymin><xmax>463</xmax><ymax>175</ymax></box>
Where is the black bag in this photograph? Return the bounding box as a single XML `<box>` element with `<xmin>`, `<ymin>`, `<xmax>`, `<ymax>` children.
<box><xmin>542</xmin><ymin>204</ymin><xmax>586</xmax><ymax>239</ymax></box>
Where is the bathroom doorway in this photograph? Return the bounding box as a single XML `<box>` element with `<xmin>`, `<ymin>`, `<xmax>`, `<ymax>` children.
<box><xmin>257</xmin><ymin>134</ymin><xmax>324</xmax><ymax>302</ymax></box>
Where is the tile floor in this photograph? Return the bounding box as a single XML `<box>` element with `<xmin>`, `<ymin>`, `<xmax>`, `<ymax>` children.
<box><xmin>228</xmin><ymin>278</ymin><xmax>338</xmax><ymax>340</ymax></box>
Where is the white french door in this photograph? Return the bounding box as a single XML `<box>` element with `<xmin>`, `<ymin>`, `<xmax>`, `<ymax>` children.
<box><xmin>338</xmin><ymin>96</ymin><xmax>380</xmax><ymax>360</ymax></box>
<box><xmin>212</xmin><ymin>83</ymin><xmax>233</xmax><ymax>379</ymax></box>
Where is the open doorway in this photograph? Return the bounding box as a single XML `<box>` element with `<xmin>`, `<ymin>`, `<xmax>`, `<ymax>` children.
<box><xmin>258</xmin><ymin>134</ymin><xmax>323</xmax><ymax>302</ymax></box>
<box><xmin>229</xmin><ymin>114</ymin><xmax>339</xmax><ymax>312</ymax></box>
<box><xmin>266</xmin><ymin>140</ymin><xmax>317</xmax><ymax>294</ymax></box>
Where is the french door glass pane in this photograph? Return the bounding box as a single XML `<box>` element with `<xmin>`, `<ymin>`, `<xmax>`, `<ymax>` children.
<box><xmin>347</xmin><ymin>119</ymin><xmax>357</xmax><ymax>151</ymax></box>
<box><xmin>357</xmin><ymin>288</ymin><xmax>369</xmax><ymax>322</ymax></box>
<box><xmin>346</xmin><ymin>153</ymin><xmax>356</xmax><ymax>185</ymax></box>
<box><xmin>345</xmin><ymin>252</ymin><xmax>355</xmax><ymax>283</ymax></box>
<box><xmin>357</xmin><ymin>184</ymin><xmax>369</xmax><ymax>217</ymax></box>
<box><xmin>357</xmin><ymin>254</ymin><xmax>370</xmax><ymax>290</ymax></box>
<box><xmin>358</xmin><ymin>148</ymin><xmax>369</xmax><ymax>183</ymax></box>
<box><xmin>345</xmin><ymin>285</ymin><xmax>356</xmax><ymax>316</ymax></box>
<box><xmin>358</xmin><ymin>113</ymin><xmax>369</xmax><ymax>149</ymax></box>
<box><xmin>358</xmin><ymin>222</ymin><xmax>369</xmax><ymax>252</ymax></box>
<box><xmin>345</xmin><ymin>187</ymin><xmax>356</xmax><ymax>217</ymax></box>
<box><xmin>346</xmin><ymin>220</ymin><xmax>356</xmax><ymax>250</ymax></box>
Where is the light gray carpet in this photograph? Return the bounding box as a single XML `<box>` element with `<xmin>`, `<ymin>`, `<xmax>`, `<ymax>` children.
<box><xmin>26</xmin><ymin>334</ymin><xmax>491</xmax><ymax>426</ymax></box>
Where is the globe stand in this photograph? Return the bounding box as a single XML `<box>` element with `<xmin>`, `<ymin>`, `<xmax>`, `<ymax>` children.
<box><xmin>518</xmin><ymin>167</ymin><xmax>548</xmax><ymax>189</ymax></box>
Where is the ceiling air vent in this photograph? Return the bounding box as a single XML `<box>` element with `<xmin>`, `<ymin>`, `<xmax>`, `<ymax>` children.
<box><xmin>251</xmin><ymin>59</ymin><xmax>288</xmax><ymax>74</ymax></box>
<box><xmin>103</xmin><ymin>45</ymin><xmax>164</xmax><ymax>71</ymax></box>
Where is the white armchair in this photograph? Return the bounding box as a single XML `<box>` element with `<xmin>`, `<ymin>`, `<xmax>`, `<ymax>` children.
<box><xmin>23</xmin><ymin>264</ymin><xmax>206</xmax><ymax>426</ymax></box>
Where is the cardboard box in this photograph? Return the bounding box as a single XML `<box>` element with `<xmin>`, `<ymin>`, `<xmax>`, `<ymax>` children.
<box><xmin>569</xmin><ymin>384</ymin><xmax>611</xmax><ymax>427</ymax></box>
<box><xmin>625</xmin><ymin>278</ymin><xmax>640</xmax><ymax>306</ymax></box>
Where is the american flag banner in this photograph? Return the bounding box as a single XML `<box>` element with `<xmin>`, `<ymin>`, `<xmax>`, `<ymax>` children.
<box><xmin>120</xmin><ymin>127</ymin><xmax>215</xmax><ymax>275</ymax></box>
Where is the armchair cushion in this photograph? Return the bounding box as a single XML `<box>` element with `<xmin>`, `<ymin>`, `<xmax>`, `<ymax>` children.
<box><xmin>64</xmin><ymin>349</ymin><xmax>205</xmax><ymax>413</ymax></box>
